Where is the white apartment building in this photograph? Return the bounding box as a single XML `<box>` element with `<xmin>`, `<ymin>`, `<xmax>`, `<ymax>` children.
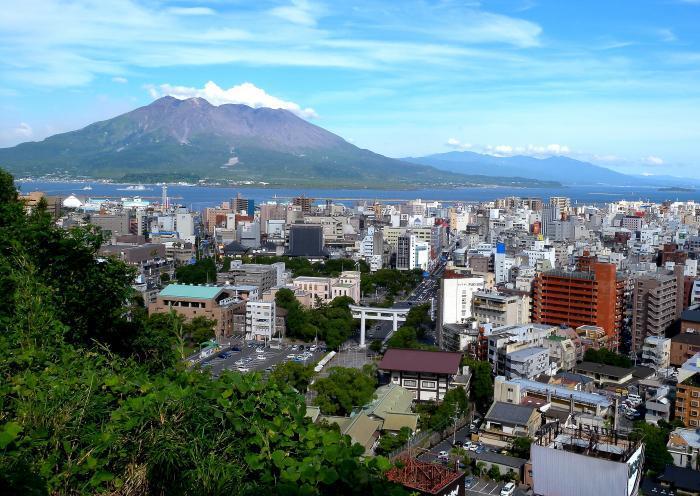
<box><xmin>505</xmin><ymin>347</ymin><xmax>551</xmax><ymax>380</ymax></box>
<box><xmin>642</xmin><ymin>336</ymin><xmax>672</xmax><ymax>369</ymax></box>
<box><xmin>245</xmin><ymin>301</ymin><xmax>276</xmax><ymax>342</ymax></box>
<box><xmin>437</xmin><ymin>276</ymin><xmax>484</xmax><ymax>330</ymax></box>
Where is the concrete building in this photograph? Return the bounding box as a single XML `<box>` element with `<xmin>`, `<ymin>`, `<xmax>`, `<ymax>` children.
<box><xmin>505</xmin><ymin>347</ymin><xmax>550</xmax><ymax>380</ymax></box>
<box><xmin>675</xmin><ymin>372</ymin><xmax>700</xmax><ymax>428</ymax></box>
<box><xmin>532</xmin><ymin>262</ymin><xmax>625</xmax><ymax>348</ymax></box>
<box><xmin>667</xmin><ymin>428</ymin><xmax>700</xmax><ymax>470</ymax></box>
<box><xmin>245</xmin><ymin>300</ymin><xmax>278</xmax><ymax>343</ymax></box>
<box><xmin>631</xmin><ymin>267</ymin><xmax>684</xmax><ymax>352</ymax></box>
<box><xmin>217</xmin><ymin>261</ymin><xmax>284</xmax><ymax>293</ymax></box>
<box><xmin>287</xmin><ymin>224</ymin><xmax>325</xmax><ymax>257</ymax></box>
<box><xmin>681</xmin><ymin>304</ymin><xmax>700</xmax><ymax>334</ymax></box>
<box><xmin>530</xmin><ymin>424</ymin><xmax>643</xmax><ymax>496</ymax></box>
<box><xmin>472</xmin><ymin>291</ymin><xmax>530</xmax><ymax>327</ymax></box>
<box><xmin>150</xmin><ymin>284</ymin><xmax>243</xmax><ymax>340</ymax></box>
<box><xmin>543</xmin><ymin>334</ymin><xmax>577</xmax><ymax>371</ymax></box>
<box><xmin>493</xmin><ymin>376</ymin><xmax>612</xmax><ymax>416</ymax></box>
<box><xmin>292</xmin><ymin>271</ymin><xmax>361</xmax><ymax>307</ymax></box>
<box><xmin>574</xmin><ymin>362</ymin><xmax>634</xmax><ymax>386</ymax></box>
<box><xmin>641</xmin><ymin>336</ymin><xmax>671</xmax><ymax>369</ymax></box>
<box><xmin>487</xmin><ymin>323</ymin><xmax>556</xmax><ymax>376</ymax></box>
<box><xmin>671</xmin><ymin>332</ymin><xmax>700</xmax><ymax>366</ymax></box>
<box><xmin>436</xmin><ymin>275</ymin><xmax>484</xmax><ymax>345</ymax></box>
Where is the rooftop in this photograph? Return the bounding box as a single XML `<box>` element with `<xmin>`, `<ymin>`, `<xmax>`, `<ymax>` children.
<box><xmin>682</xmin><ymin>305</ymin><xmax>700</xmax><ymax>323</ymax></box>
<box><xmin>672</xmin><ymin>333</ymin><xmax>700</xmax><ymax>345</ymax></box>
<box><xmin>505</xmin><ymin>377</ymin><xmax>611</xmax><ymax>407</ymax></box>
<box><xmin>159</xmin><ymin>283</ymin><xmax>225</xmax><ymax>300</ymax></box>
<box><xmin>386</xmin><ymin>457</ymin><xmax>464</xmax><ymax>495</ymax></box>
<box><xmin>507</xmin><ymin>346</ymin><xmax>548</xmax><ymax>360</ymax></box>
<box><xmin>470</xmin><ymin>451</ymin><xmax>527</xmax><ymax>469</ymax></box>
<box><xmin>658</xmin><ymin>465</ymin><xmax>700</xmax><ymax>491</ymax></box>
<box><xmin>575</xmin><ymin>361</ymin><xmax>634</xmax><ymax>379</ymax></box>
<box><xmin>379</xmin><ymin>349</ymin><xmax>463</xmax><ymax>375</ymax></box>
<box><xmin>485</xmin><ymin>401</ymin><xmax>538</xmax><ymax>426</ymax></box>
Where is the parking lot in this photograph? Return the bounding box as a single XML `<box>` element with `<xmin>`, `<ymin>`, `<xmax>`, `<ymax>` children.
<box><xmin>465</xmin><ymin>479</ymin><xmax>505</xmax><ymax>496</ymax></box>
<box><xmin>199</xmin><ymin>339</ymin><xmax>327</xmax><ymax>376</ymax></box>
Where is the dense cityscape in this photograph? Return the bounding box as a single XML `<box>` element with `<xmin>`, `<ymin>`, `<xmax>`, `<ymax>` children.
<box><xmin>2</xmin><ymin>1</ymin><xmax>700</xmax><ymax>495</ymax></box>
<box><xmin>3</xmin><ymin>181</ymin><xmax>699</xmax><ymax>495</ymax></box>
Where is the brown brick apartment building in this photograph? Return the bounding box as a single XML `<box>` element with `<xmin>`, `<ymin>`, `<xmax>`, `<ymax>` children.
<box><xmin>532</xmin><ymin>262</ymin><xmax>624</xmax><ymax>349</ymax></box>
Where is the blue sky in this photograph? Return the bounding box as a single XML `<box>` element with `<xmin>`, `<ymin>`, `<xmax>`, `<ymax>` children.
<box><xmin>1</xmin><ymin>0</ymin><xmax>699</xmax><ymax>177</ymax></box>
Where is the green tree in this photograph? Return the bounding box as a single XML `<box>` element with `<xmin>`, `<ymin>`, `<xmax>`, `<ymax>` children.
<box><xmin>175</xmin><ymin>258</ymin><xmax>216</xmax><ymax>284</ymax></box>
<box><xmin>269</xmin><ymin>361</ymin><xmax>315</xmax><ymax>393</ymax></box>
<box><xmin>583</xmin><ymin>348</ymin><xmax>632</xmax><ymax>368</ymax></box>
<box><xmin>630</xmin><ymin>421</ymin><xmax>674</xmax><ymax>475</ymax></box>
<box><xmin>428</xmin><ymin>387</ymin><xmax>469</xmax><ymax>432</ymax></box>
<box><xmin>487</xmin><ymin>465</ymin><xmax>501</xmax><ymax>480</ymax></box>
<box><xmin>0</xmin><ymin>169</ymin><xmax>409</xmax><ymax>496</ymax></box>
<box><xmin>369</xmin><ymin>340</ymin><xmax>383</xmax><ymax>353</ymax></box>
<box><xmin>475</xmin><ymin>461</ymin><xmax>487</xmax><ymax>478</ymax></box>
<box><xmin>509</xmin><ymin>436</ymin><xmax>533</xmax><ymax>459</ymax></box>
<box><xmin>462</xmin><ymin>358</ymin><xmax>493</xmax><ymax>413</ymax></box>
<box><xmin>313</xmin><ymin>366</ymin><xmax>377</xmax><ymax>416</ymax></box>
<box><xmin>185</xmin><ymin>315</ymin><xmax>217</xmax><ymax>344</ymax></box>
<box><xmin>375</xmin><ymin>427</ymin><xmax>413</xmax><ymax>456</ymax></box>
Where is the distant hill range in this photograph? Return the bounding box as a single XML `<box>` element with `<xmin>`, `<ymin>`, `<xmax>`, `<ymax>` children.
<box><xmin>0</xmin><ymin>97</ymin><xmax>557</xmax><ymax>188</ymax></box>
<box><xmin>404</xmin><ymin>150</ymin><xmax>699</xmax><ymax>187</ymax></box>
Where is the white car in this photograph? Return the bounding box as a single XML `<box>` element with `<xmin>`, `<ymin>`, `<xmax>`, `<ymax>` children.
<box><xmin>257</xmin><ymin>355</ymin><xmax>267</xmax><ymax>360</ymax></box>
<box><xmin>437</xmin><ymin>450</ymin><xmax>449</xmax><ymax>460</ymax></box>
<box><xmin>286</xmin><ymin>354</ymin><xmax>295</xmax><ymax>359</ymax></box>
<box><xmin>237</xmin><ymin>367</ymin><xmax>250</xmax><ymax>372</ymax></box>
<box><xmin>500</xmin><ymin>482</ymin><xmax>515</xmax><ymax>496</ymax></box>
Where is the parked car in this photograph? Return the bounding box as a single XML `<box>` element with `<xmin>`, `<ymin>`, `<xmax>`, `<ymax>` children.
<box><xmin>437</xmin><ymin>451</ymin><xmax>449</xmax><ymax>460</ymax></box>
<box><xmin>452</xmin><ymin>440</ymin><xmax>463</xmax><ymax>448</ymax></box>
<box><xmin>500</xmin><ymin>482</ymin><xmax>516</xmax><ymax>496</ymax></box>
<box><xmin>237</xmin><ymin>367</ymin><xmax>250</xmax><ymax>372</ymax></box>
<box><xmin>231</xmin><ymin>346</ymin><xmax>241</xmax><ymax>352</ymax></box>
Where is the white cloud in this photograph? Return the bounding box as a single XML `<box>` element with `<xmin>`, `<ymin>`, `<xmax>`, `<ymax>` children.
<box><xmin>112</xmin><ymin>76</ymin><xmax>128</xmax><ymax>83</ymax></box>
<box><xmin>146</xmin><ymin>81</ymin><xmax>318</xmax><ymax>119</ymax></box>
<box><xmin>14</xmin><ymin>122</ymin><xmax>33</xmax><ymax>138</ymax></box>
<box><xmin>480</xmin><ymin>143</ymin><xmax>570</xmax><ymax>157</ymax></box>
<box><xmin>270</xmin><ymin>0</ymin><xmax>322</xmax><ymax>27</ymax></box>
<box><xmin>445</xmin><ymin>138</ymin><xmax>472</xmax><ymax>150</ymax></box>
<box><xmin>643</xmin><ymin>155</ymin><xmax>665</xmax><ymax>165</ymax></box>
<box><xmin>167</xmin><ymin>7</ymin><xmax>216</xmax><ymax>16</ymax></box>
<box><xmin>658</xmin><ymin>29</ymin><xmax>677</xmax><ymax>43</ymax></box>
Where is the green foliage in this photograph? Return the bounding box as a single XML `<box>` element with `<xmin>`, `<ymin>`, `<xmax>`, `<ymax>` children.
<box><xmin>0</xmin><ymin>171</ymin><xmax>408</xmax><ymax>496</ymax></box>
<box><xmin>220</xmin><ymin>256</ymin><xmax>232</xmax><ymax>272</ymax></box>
<box><xmin>369</xmin><ymin>340</ymin><xmax>383</xmax><ymax>353</ymax></box>
<box><xmin>487</xmin><ymin>465</ymin><xmax>501</xmax><ymax>480</ymax></box>
<box><xmin>583</xmin><ymin>348</ymin><xmax>632</xmax><ymax>368</ymax></box>
<box><xmin>269</xmin><ymin>361</ymin><xmax>315</xmax><ymax>394</ymax></box>
<box><xmin>312</xmin><ymin>366</ymin><xmax>378</xmax><ymax>416</ymax></box>
<box><xmin>175</xmin><ymin>257</ymin><xmax>216</xmax><ymax>284</ymax></box>
<box><xmin>244</xmin><ymin>256</ymin><xmax>367</xmax><ymax>278</ymax></box>
<box><xmin>375</xmin><ymin>427</ymin><xmax>413</xmax><ymax>456</ymax></box>
<box><xmin>427</xmin><ymin>387</ymin><xmax>469</xmax><ymax>432</ymax></box>
<box><xmin>630</xmin><ymin>421</ymin><xmax>674</xmax><ymax>475</ymax></box>
<box><xmin>462</xmin><ymin>358</ymin><xmax>493</xmax><ymax>412</ymax></box>
<box><xmin>276</xmin><ymin>289</ymin><xmax>357</xmax><ymax>350</ymax></box>
<box><xmin>385</xmin><ymin>303</ymin><xmax>435</xmax><ymax>350</ymax></box>
<box><xmin>361</xmin><ymin>269</ymin><xmax>423</xmax><ymax>299</ymax></box>
<box><xmin>508</xmin><ymin>437</ymin><xmax>533</xmax><ymax>459</ymax></box>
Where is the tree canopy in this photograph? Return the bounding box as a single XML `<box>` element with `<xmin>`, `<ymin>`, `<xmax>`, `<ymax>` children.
<box><xmin>175</xmin><ymin>257</ymin><xmax>216</xmax><ymax>284</ymax></box>
<box><xmin>0</xmin><ymin>170</ymin><xmax>407</xmax><ymax>496</ymax></box>
<box><xmin>583</xmin><ymin>348</ymin><xmax>632</xmax><ymax>368</ymax></box>
<box><xmin>312</xmin><ymin>365</ymin><xmax>378</xmax><ymax>416</ymax></box>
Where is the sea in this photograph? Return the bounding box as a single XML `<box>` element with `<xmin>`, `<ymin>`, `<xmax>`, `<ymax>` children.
<box><xmin>15</xmin><ymin>180</ymin><xmax>700</xmax><ymax>211</ymax></box>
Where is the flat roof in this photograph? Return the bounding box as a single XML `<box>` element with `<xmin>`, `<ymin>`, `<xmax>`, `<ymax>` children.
<box><xmin>159</xmin><ymin>284</ymin><xmax>224</xmax><ymax>300</ymax></box>
<box><xmin>506</xmin><ymin>377</ymin><xmax>612</xmax><ymax>407</ymax></box>
<box><xmin>379</xmin><ymin>349</ymin><xmax>463</xmax><ymax>375</ymax></box>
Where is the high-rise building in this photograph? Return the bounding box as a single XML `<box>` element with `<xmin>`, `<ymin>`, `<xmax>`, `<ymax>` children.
<box><xmin>631</xmin><ymin>266</ymin><xmax>685</xmax><ymax>352</ymax></box>
<box><xmin>532</xmin><ymin>262</ymin><xmax>625</xmax><ymax>348</ymax></box>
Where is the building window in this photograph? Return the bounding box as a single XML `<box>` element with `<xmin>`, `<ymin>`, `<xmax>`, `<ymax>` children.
<box><xmin>692</xmin><ymin>401</ymin><xmax>699</xmax><ymax>408</ymax></box>
<box><xmin>403</xmin><ymin>379</ymin><xmax>417</xmax><ymax>388</ymax></box>
<box><xmin>691</xmin><ymin>410</ymin><xmax>699</xmax><ymax>417</ymax></box>
<box><xmin>691</xmin><ymin>420</ymin><xmax>699</xmax><ymax>427</ymax></box>
<box><xmin>421</xmin><ymin>381</ymin><xmax>437</xmax><ymax>389</ymax></box>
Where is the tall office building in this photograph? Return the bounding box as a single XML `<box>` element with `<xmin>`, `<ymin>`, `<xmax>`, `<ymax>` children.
<box><xmin>292</xmin><ymin>195</ymin><xmax>313</xmax><ymax>213</ymax></box>
<box><xmin>532</xmin><ymin>262</ymin><xmax>625</xmax><ymax>349</ymax></box>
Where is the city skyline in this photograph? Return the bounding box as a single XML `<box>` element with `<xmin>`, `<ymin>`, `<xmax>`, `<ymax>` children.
<box><xmin>1</xmin><ymin>0</ymin><xmax>699</xmax><ymax>177</ymax></box>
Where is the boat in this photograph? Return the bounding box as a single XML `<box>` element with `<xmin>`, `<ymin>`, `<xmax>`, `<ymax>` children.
<box><xmin>82</xmin><ymin>185</ymin><xmax>93</xmax><ymax>190</ymax></box>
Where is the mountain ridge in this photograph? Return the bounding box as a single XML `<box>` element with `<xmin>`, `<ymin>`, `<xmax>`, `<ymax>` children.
<box><xmin>0</xmin><ymin>97</ymin><xmax>559</xmax><ymax>188</ymax></box>
<box><xmin>404</xmin><ymin>150</ymin><xmax>699</xmax><ymax>187</ymax></box>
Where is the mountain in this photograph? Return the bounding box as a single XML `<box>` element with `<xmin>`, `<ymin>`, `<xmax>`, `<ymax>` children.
<box><xmin>404</xmin><ymin>150</ymin><xmax>693</xmax><ymax>186</ymax></box>
<box><xmin>0</xmin><ymin>97</ymin><xmax>558</xmax><ymax>188</ymax></box>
